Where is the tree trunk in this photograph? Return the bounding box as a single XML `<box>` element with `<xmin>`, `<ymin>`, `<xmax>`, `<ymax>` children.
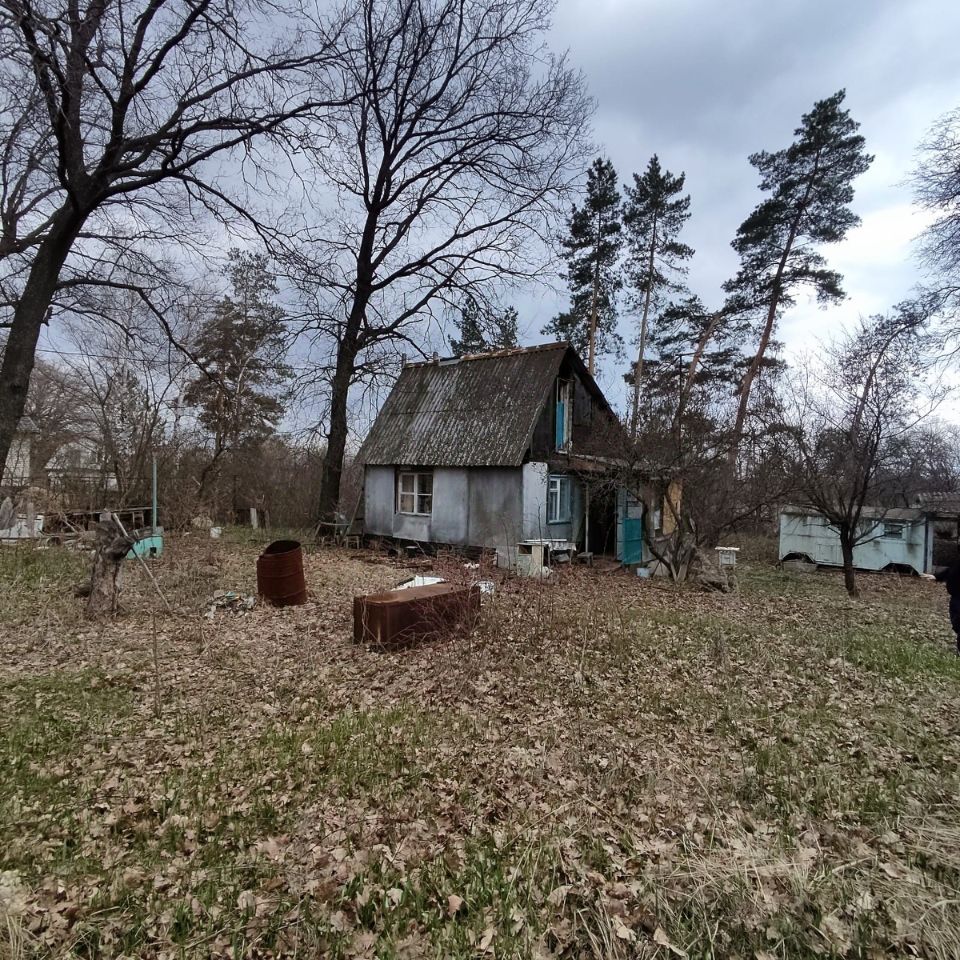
<box><xmin>727</xmin><ymin>279</ymin><xmax>783</xmax><ymax>467</ymax></box>
<box><xmin>727</xmin><ymin>163</ymin><xmax>819</xmax><ymax>466</ymax></box>
<box><xmin>317</xmin><ymin>333</ymin><xmax>361</xmax><ymax>523</ymax></box>
<box><xmin>586</xmin><ymin>247</ymin><xmax>600</xmax><ymax>376</ymax></box>
<box><xmin>86</xmin><ymin>517</ymin><xmax>135</xmax><ymax>618</ymax></box>
<box><xmin>840</xmin><ymin>533</ymin><xmax>859</xmax><ymax>598</ymax></box>
<box><xmin>679</xmin><ymin>310</ymin><xmax>720</xmax><ymax>415</ymax></box>
<box><xmin>0</xmin><ymin>212</ymin><xmax>85</xmax><ymax>476</ymax></box>
<box><xmin>630</xmin><ymin>215</ymin><xmax>658</xmax><ymax>437</ymax></box>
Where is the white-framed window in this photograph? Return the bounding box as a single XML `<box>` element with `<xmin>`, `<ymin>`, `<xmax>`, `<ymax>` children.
<box><xmin>547</xmin><ymin>474</ymin><xmax>571</xmax><ymax>523</ymax></box>
<box><xmin>883</xmin><ymin>521</ymin><xmax>904</xmax><ymax>540</ymax></box>
<box><xmin>397</xmin><ymin>470</ymin><xmax>433</xmax><ymax>515</ymax></box>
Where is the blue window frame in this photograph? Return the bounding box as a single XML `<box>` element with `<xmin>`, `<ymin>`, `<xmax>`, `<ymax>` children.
<box><xmin>555</xmin><ymin>379</ymin><xmax>572</xmax><ymax>450</ymax></box>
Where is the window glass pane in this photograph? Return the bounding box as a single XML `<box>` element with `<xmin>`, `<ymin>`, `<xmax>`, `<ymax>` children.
<box><xmin>548</xmin><ymin>476</ymin><xmax>564</xmax><ymax>522</ymax></box>
<box><xmin>400</xmin><ymin>473</ymin><xmax>415</xmax><ymax>493</ymax></box>
<box><xmin>399</xmin><ymin>492</ymin><xmax>415</xmax><ymax>513</ymax></box>
<box><xmin>417</xmin><ymin>493</ymin><xmax>432</xmax><ymax>514</ymax></box>
<box><xmin>419</xmin><ymin>473</ymin><xmax>432</xmax><ymax>495</ymax></box>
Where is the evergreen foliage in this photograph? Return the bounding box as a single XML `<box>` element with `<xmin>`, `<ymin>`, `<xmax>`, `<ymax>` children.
<box><xmin>622</xmin><ymin>155</ymin><xmax>694</xmax><ymax>430</ymax></box>
<box><xmin>449</xmin><ymin>297</ymin><xmax>519</xmax><ymax>355</ymax></box>
<box><xmin>542</xmin><ymin>157</ymin><xmax>623</xmax><ymax>370</ymax></box>
<box><xmin>184</xmin><ymin>250</ymin><xmax>290</xmax><ymax>452</ymax></box>
<box><xmin>724</xmin><ymin>90</ymin><xmax>873</xmax><ymax>456</ymax></box>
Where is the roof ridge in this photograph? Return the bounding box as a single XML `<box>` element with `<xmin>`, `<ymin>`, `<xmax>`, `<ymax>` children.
<box><xmin>406</xmin><ymin>341</ymin><xmax>569</xmax><ymax>367</ymax></box>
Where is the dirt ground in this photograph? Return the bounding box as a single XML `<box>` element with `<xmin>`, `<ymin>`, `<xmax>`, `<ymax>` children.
<box><xmin>1</xmin><ymin>535</ymin><xmax>959</xmax><ymax>959</ymax></box>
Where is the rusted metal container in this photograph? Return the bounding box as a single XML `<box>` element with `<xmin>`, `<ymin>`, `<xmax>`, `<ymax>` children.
<box><xmin>256</xmin><ymin>539</ymin><xmax>307</xmax><ymax>606</ymax></box>
<box><xmin>354</xmin><ymin>582</ymin><xmax>480</xmax><ymax>648</ymax></box>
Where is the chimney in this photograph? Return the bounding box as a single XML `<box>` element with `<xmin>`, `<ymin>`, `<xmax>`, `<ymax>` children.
<box><xmin>432</xmin><ymin>351</ymin><xmax>439</xmax><ymax>364</ymax></box>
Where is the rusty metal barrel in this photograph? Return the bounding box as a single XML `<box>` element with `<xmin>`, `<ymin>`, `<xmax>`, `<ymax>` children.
<box><xmin>256</xmin><ymin>540</ymin><xmax>307</xmax><ymax>606</ymax></box>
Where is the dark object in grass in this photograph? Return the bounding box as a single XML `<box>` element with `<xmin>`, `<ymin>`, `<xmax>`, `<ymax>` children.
<box><xmin>934</xmin><ymin>557</ymin><xmax>960</xmax><ymax>654</ymax></box>
<box><xmin>353</xmin><ymin>583</ymin><xmax>480</xmax><ymax>648</ymax></box>
<box><xmin>257</xmin><ymin>540</ymin><xmax>307</xmax><ymax>606</ymax></box>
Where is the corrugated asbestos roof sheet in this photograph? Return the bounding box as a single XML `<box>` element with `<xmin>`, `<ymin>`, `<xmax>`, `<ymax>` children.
<box><xmin>359</xmin><ymin>343</ymin><xmax>570</xmax><ymax>467</ymax></box>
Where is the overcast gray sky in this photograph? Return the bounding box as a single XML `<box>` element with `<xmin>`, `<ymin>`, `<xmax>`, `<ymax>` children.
<box><xmin>520</xmin><ymin>0</ymin><xmax>960</xmax><ymax>406</ymax></box>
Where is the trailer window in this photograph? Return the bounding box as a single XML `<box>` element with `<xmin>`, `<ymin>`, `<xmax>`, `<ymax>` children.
<box><xmin>883</xmin><ymin>521</ymin><xmax>904</xmax><ymax>540</ymax></box>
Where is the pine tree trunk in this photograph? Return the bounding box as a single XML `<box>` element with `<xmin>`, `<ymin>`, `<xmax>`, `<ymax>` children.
<box><xmin>86</xmin><ymin>518</ymin><xmax>135</xmax><ymax>619</ymax></box>
<box><xmin>586</xmin><ymin>246</ymin><xmax>600</xmax><ymax>376</ymax></box>
<box><xmin>630</xmin><ymin>216</ymin><xmax>658</xmax><ymax>437</ymax></box>
<box><xmin>0</xmin><ymin>213</ymin><xmax>84</xmax><ymax>478</ymax></box>
<box><xmin>679</xmin><ymin>311</ymin><xmax>721</xmax><ymax>414</ymax></box>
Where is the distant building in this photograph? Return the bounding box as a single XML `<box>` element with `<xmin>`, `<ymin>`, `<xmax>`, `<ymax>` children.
<box><xmin>778</xmin><ymin>504</ymin><xmax>935</xmax><ymax>574</ymax></box>
<box><xmin>358</xmin><ymin>342</ymin><xmax>662</xmax><ymax>563</ymax></box>
<box><xmin>1</xmin><ymin>416</ymin><xmax>37</xmax><ymax>490</ymax></box>
<box><xmin>912</xmin><ymin>492</ymin><xmax>960</xmax><ymax>567</ymax></box>
<box><xmin>44</xmin><ymin>439</ymin><xmax>118</xmax><ymax>494</ymax></box>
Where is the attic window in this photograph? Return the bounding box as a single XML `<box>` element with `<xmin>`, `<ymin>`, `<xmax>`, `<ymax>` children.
<box><xmin>397</xmin><ymin>471</ymin><xmax>433</xmax><ymax>516</ymax></box>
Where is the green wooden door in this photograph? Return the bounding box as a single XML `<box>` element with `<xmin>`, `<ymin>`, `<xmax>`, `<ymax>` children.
<box><xmin>622</xmin><ymin>517</ymin><xmax>643</xmax><ymax>564</ymax></box>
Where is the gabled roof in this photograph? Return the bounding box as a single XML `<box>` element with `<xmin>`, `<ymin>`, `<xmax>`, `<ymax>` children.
<box><xmin>914</xmin><ymin>492</ymin><xmax>960</xmax><ymax>515</ymax></box>
<box><xmin>358</xmin><ymin>342</ymin><xmax>612</xmax><ymax>468</ymax></box>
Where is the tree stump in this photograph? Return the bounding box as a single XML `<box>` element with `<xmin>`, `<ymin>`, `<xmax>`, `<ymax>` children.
<box><xmin>86</xmin><ymin>518</ymin><xmax>135</xmax><ymax>619</ymax></box>
<box><xmin>689</xmin><ymin>547</ymin><xmax>735</xmax><ymax>594</ymax></box>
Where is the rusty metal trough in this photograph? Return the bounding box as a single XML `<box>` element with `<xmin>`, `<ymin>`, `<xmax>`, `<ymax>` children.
<box><xmin>353</xmin><ymin>582</ymin><xmax>480</xmax><ymax>648</ymax></box>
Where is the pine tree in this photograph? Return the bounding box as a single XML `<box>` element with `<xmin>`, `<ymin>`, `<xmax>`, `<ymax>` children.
<box><xmin>184</xmin><ymin>250</ymin><xmax>290</xmax><ymax>497</ymax></box>
<box><xmin>647</xmin><ymin>296</ymin><xmax>740</xmax><ymax>405</ymax></box>
<box><xmin>542</xmin><ymin>157</ymin><xmax>623</xmax><ymax>373</ymax></box>
<box><xmin>724</xmin><ymin>90</ymin><xmax>873</xmax><ymax>462</ymax></box>
<box><xmin>622</xmin><ymin>155</ymin><xmax>694</xmax><ymax>434</ymax></box>
<box><xmin>449</xmin><ymin>296</ymin><xmax>519</xmax><ymax>355</ymax></box>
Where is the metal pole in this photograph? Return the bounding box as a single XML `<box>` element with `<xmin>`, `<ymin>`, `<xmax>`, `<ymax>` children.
<box><xmin>151</xmin><ymin>456</ymin><xmax>158</xmax><ymax>535</ymax></box>
<box><xmin>113</xmin><ymin>512</ymin><xmax>172</xmax><ymax>613</ymax></box>
<box><xmin>584</xmin><ymin>485</ymin><xmax>591</xmax><ymax>554</ymax></box>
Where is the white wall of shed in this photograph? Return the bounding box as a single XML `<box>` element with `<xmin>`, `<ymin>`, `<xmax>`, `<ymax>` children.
<box><xmin>2</xmin><ymin>435</ymin><xmax>30</xmax><ymax>487</ymax></box>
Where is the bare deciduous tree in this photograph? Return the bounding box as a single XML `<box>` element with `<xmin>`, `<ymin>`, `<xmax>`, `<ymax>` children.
<box><xmin>0</xmin><ymin>0</ymin><xmax>342</xmax><ymax>476</ymax></box>
<box><xmin>913</xmin><ymin>105</ymin><xmax>960</xmax><ymax>320</ymax></box>
<box><xmin>291</xmin><ymin>0</ymin><xmax>592</xmax><ymax>521</ymax></box>
<box><xmin>782</xmin><ymin>303</ymin><xmax>938</xmax><ymax>597</ymax></box>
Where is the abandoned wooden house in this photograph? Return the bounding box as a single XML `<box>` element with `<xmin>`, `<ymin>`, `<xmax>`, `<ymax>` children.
<box><xmin>358</xmin><ymin>342</ymin><xmax>660</xmax><ymax>564</ymax></box>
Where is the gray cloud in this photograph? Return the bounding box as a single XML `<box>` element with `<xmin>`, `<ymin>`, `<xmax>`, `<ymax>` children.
<box><xmin>514</xmin><ymin>0</ymin><xmax>960</xmax><ymax>404</ymax></box>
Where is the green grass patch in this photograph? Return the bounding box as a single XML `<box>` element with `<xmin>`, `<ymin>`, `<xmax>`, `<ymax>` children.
<box><xmin>0</xmin><ymin>545</ymin><xmax>87</xmax><ymax>624</ymax></box>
